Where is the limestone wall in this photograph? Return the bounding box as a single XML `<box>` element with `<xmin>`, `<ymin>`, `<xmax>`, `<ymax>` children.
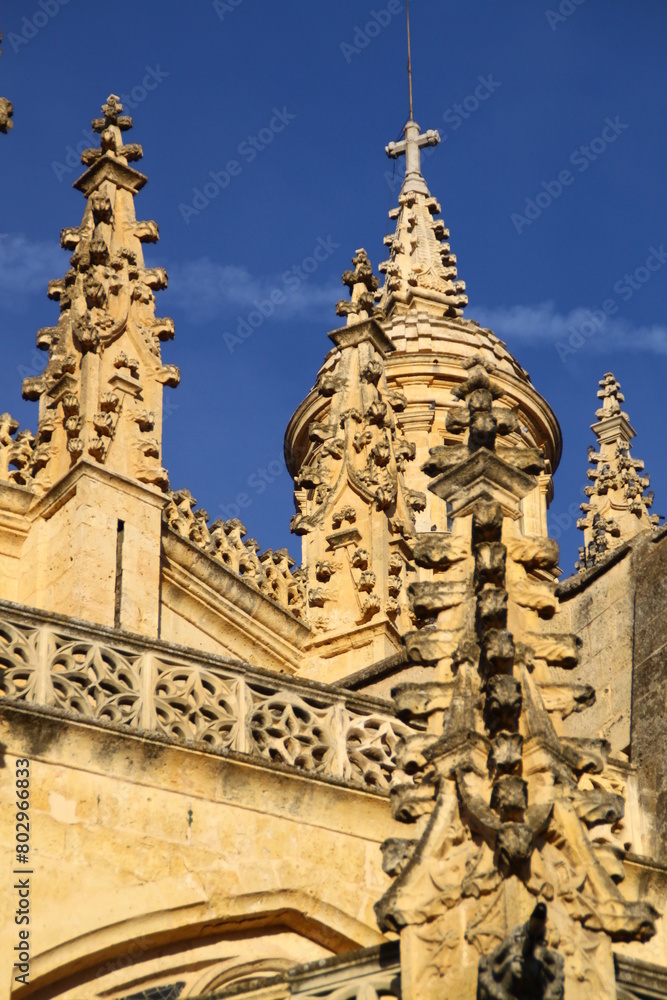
<box><xmin>0</xmin><ymin>703</ymin><xmax>403</xmax><ymax>999</ymax></box>
<box><xmin>556</xmin><ymin>546</ymin><xmax>635</xmax><ymax>755</ymax></box>
<box><xmin>631</xmin><ymin>530</ymin><xmax>667</xmax><ymax>863</ymax></box>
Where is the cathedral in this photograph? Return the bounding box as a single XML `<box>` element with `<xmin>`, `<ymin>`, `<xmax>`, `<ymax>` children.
<box><xmin>0</xmin><ymin>58</ymin><xmax>666</xmax><ymax>1000</ymax></box>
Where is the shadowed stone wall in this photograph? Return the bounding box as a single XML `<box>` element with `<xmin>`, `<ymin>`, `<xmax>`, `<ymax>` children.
<box><xmin>631</xmin><ymin>530</ymin><xmax>667</xmax><ymax>863</ymax></box>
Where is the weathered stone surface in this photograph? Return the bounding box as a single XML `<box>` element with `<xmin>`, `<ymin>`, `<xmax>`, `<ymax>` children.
<box><xmin>631</xmin><ymin>531</ymin><xmax>667</xmax><ymax>863</ymax></box>
<box><xmin>477</xmin><ymin>903</ymin><xmax>564</xmax><ymax>1000</ymax></box>
<box><xmin>412</xmin><ymin>532</ymin><xmax>469</xmax><ymax>569</ymax></box>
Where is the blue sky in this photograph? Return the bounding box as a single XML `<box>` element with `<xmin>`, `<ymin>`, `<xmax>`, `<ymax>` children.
<box><xmin>1</xmin><ymin>0</ymin><xmax>665</xmax><ymax>573</ymax></box>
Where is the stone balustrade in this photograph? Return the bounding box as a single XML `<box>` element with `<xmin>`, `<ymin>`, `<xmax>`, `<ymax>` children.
<box><xmin>0</xmin><ymin>600</ymin><xmax>416</xmax><ymax>792</ymax></box>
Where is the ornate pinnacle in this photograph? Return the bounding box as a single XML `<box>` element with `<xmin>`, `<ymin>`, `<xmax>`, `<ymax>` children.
<box><xmin>80</xmin><ymin>94</ymin><xmax>143</xmax><ymax>168</ymax></box>
<box><xmin>577</xmin><ymin>371</ymin><xmax>661</xmax><ymax>571</ymax></box>
<box><xmin>0</xmin><ymin>33</ymin><xmax>13</xmax><ymax>134</ymax></box>
<box><xmin>335</xmin><ymin>249</ymin><xmax>385</xmax><ymax>323</ymax></box>
<box><xmin>15</xmin><ymin>94</ymin><xmax>174</xmax><ymax>493</ymax></box>
<box><xmin>595</xmin><ymin>371</ymin><xmax>627</xmax><ymax>420</ymax></box>
<box><xmin>379</xmin><ymin>120</ymin><xmax>467</xmax><ymax>316</ymax></box>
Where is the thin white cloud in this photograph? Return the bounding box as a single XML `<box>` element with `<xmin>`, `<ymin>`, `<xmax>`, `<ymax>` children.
<box><xmin>165</xmin><ymin>257</ymin><xmax>341</xmax><ymax>325</ymax></box>
<box><xmin>0</xmin><ymin>237</ymin><xmax>342</xmax><ymax>326</ymax></box>
<box><xmin>0</xmin><ymin>233</ymin><xmax>63</xmax><ymax>309</ymax></box>
<box><xmin>470</xmin><ymin>301</ymin><xmax>667</xmax><ymax>356</ymax></box>
<box><xmin>5</xmin><ymin>237</ymin><xmax>664</xmax><ymax>357</ymax></box>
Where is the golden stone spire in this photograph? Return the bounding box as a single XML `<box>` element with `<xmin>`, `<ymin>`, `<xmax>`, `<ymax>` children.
<box><xmin>576</xmin><ymin>371</ymin><xmax>661</xmax><ymax>571</ymax></box>
<box><xmin>19</xmin><ymin>94</ymin><xmax>178</xmax><ymax>493</ymax></box>
<box><xmin>380</xmin><ymin>120</ymin><xmax>468</xmax><ymax>317</ymax></box>
<box><xmin>286</xmin><ymin>249</ymin><xmax>424</xmax><ymax>675</ymax></box>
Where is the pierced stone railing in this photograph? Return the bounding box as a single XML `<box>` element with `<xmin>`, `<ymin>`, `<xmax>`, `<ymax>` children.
<box><xmin>0</xmin><ymin>600</ymin><xmax>416</xmax><ymax>792</ymax></box>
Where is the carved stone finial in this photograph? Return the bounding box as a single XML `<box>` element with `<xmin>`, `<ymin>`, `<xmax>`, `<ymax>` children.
<box><xmin>445</xmin><ymin>355</ymin><xmax>519</xmax><ymax>453</ymax></box>
<box><xmin>577</xmin><ymin>372</ymin><xmax>661</xmax><ymax>571</ymax></box>
<box><xmin>595</xmin><ymin>371</ymin><xmax>625</xmax><ymax>419</ymax></box>
<box><xmin>80</xmin><ymin>93</ymin><xmax>143</xmax><ymax>168</ymax></box>
<box><xmin>92</xmin><ymin>94</ymin><xmax>133</xmax><ymax>132</ymax></box>
<box><xmin>477</xmin><ymin>903</ymin><xmax>564</xmax><ymax>1000</ymax></box>
<box><xmin>335</xmin><ymin>249</ymin><xmax>385</xmax><ymax>324</ymax></box>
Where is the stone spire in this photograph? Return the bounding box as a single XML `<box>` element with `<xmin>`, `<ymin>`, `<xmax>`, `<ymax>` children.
<box><xmin>285</xmin><ymin>123</ymin><xmax>563</xmax><ymax>675</ymax></box>
<box><xmin>18</xmin><ymin>94</ymin><xmax>177</xmax><ymax>492</ymax></box>
<box><xmin>576</xmin><ymin>372</ymin><xmax>660</xmax><ymax>571</ymax></box>
<box><xmin>286</xmin><ymin>249</ymin><xmax>424</xmax><ymax>676</ymax></box>
<box><xmin>0</xmin><ymin>33</ymin><xmax>13</xmax><ymax>133</ymax></box>
<box><xmin>380</xmin><ymin>119</ymin><xmax>467</xmax><ymax>317</ymax></box>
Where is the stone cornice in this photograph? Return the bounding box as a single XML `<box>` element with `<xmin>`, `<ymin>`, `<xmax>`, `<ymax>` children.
<box><xmin>556</xmin><ymin>542</ymin><xmax>631</xmax><ymax>599</ymax></box>
<box><xmin>72</xmin><ymin>150</ymin><xmax>147</xmax><ymax>195</ymax></box>
<box><xmin>161</xmin><ymin>527</ymin><xmax>310</xmax><ymax>672</ymax></box>
<box><xmin>327</xmin><ymin>318</ymin><xmax>395</xmax><ymax>354</ymax></box>
<box><xmin>27</xmin><ymin>456</ymin><xmax>167</xmax><ymax>521</ymax></box>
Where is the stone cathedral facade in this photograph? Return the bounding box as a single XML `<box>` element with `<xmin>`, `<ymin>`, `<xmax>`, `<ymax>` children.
<box><xmin>0</xmin><ymin>94</ymin><xmax>666</xmax><ymax>1000</ymax></box>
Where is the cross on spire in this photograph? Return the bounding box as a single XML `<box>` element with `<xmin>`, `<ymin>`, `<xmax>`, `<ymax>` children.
<box><xmin>385</xmin><ymin>120</ymin><xmax>440</xmax><ymax>196</ymax></box>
